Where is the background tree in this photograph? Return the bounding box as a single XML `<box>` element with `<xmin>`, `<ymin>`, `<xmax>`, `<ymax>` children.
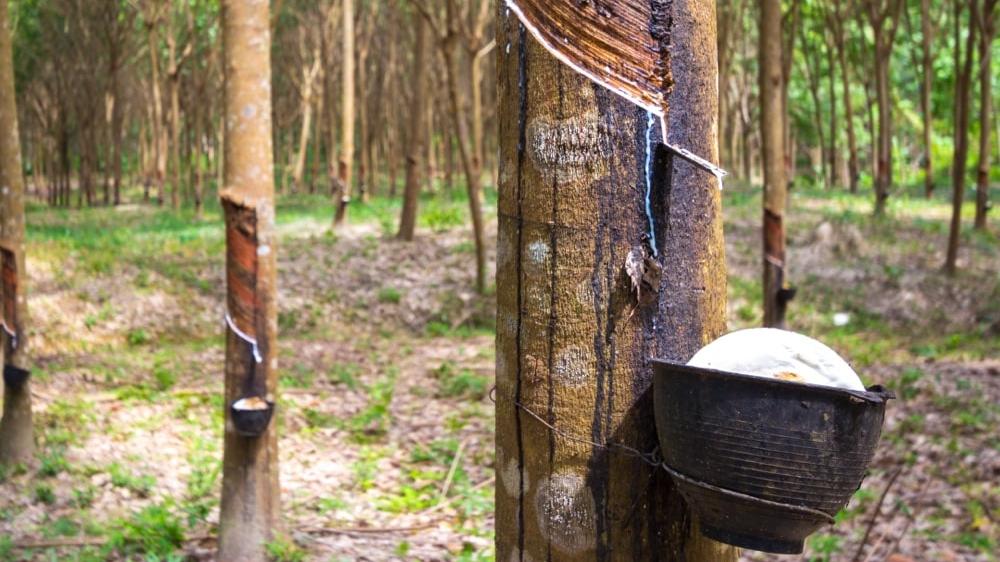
<box><xmin>762</xmin><ymin>0</ymin><xmax>790</xmax><ymax>328</ymax></box>
<box><xmin>945</xmin><ymin>0</ymin><xmax>980</xmax><ymax>274</ymax></box>
<box><xmin>865</xmin><ymin>0</ymin><xmax>905</xmax><ymax>216</ymax></box>
<box><xmin>974</xmin><ymin>0</ymin><xmax>997</xmax><ymax>229</ymax></box>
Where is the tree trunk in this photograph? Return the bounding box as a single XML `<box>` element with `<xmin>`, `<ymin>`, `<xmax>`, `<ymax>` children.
<box><xmin>218</xmin><ymin>1</ymin><xmax>280</xmax><ymax>559</ymax></box>
<box><xmin>974</xmin><ymin>0</ymin><xmax>996</xmax><ymax>229</ymax></box>
<box><xmin>147</xmin><ymin>17</ymin><xmax>167</xmax><ymax>206</ymax></box>
<box><xmin>397</xmin><ymin>16</ymin><xmax>428</xmax><ymax>242</ymax></box>
<box><xmin>833</xmin><ymin>4</ymin><xmax>859</xmax><ymax>193</ymax></box>
<box><xmin>946</xmin><ymin>0</ymin><xmax>979</xmax><ymax>273</ymax></box>
<box><xmin>921</xmin><ymin>0</ymin><xmax>936</xmax><ymax>198</ymax></box>
<box><xmin>0</xmin><ymin>0</ymin><xmax>33</xmax><ymax>466</ymax></box>
<box><xmin>495</xmin><ymin>3</ymin><xmax>737</xmax><ymax>560</ymax></box>
<box><xmin>334</xmin><ymin>0</ymin><xmax>355</xmax><ymax>225</ymax></box>
<box><xmin>762</xmin><ymin>0</ymin><xmax>789</xmax><ymax>328</ymax></box>
<box><xmin>442</xmin><ymin>10</ymin><xmax>485</xmax><ymax>294</ymax></box>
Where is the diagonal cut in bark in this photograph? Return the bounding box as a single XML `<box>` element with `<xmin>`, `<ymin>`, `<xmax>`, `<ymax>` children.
<box><xmin>0</xmin><ymin>244</ymin><xmax>18</xmax><ymax>345</ymax></box>
<box><xmin>222</xmin><ymin>194</ymin><xmax>259</xmax><ymax>342</ymax></box>
<box><xmin>221</xmin><ymin>193</ymin><xmax>270</xmax><ymax>406</ymax></box>
<box><xmin>505</xmin><ymin>0</ymin><xmax>673</xmax><ymax>118</ymax></box>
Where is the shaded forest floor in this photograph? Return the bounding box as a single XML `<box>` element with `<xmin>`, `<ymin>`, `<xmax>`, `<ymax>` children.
<box><xmin>0</xmin><ymin>181</ymin><xmax>997</xmax><ymax>561</ymax></box>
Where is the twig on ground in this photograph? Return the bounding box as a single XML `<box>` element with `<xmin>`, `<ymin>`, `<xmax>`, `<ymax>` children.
<box><xmin>437</xmin><ymin>437</ymin><xmax>469</xmax><ymax>503</ymax></box>
<box><xmin>302</xmin><ymin>520</ymin><xmax>443</xmax><ymax>536</ymax></box>
<box><xmin>426</xmin><ymin>475</ymin><xmax>495</xmax><ymax>515</ymax></box>
<box><xmin>851</xmin><ymin>466</ymin><xmax>904</xmax><ymax>562</ymax></box>
<box><xmin>12</xmin><ymin>534</ymin><xmax>213</xmax><ymax>550</ymax></box>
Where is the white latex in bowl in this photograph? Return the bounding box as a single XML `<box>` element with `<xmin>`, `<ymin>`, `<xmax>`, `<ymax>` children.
<box><xmin>687</xmin><ymin>328</ymin><xmax>865</xmax><ymax>391</ymax></box>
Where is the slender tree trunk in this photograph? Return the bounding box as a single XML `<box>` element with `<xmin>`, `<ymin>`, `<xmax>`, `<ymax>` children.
<box><xmin>496</xmin><ymin>3</ymin><xmax>737</xmax><ymax>561</ymax></box>
<box><xmin>762</xmin><ymin>0</ymin><xmax>789</xmax><ymax>328</ymax></box>
<box><xmin>945</xmin><ymin>0</ymin><xmax>978</xmax><ymax>274</ymax></box>
<box><xmin>397</xmin><ymin>16</ymin><xmax>428</xmax><ymax>241</ymax></box>
<box><xmin>442</xmin><ymin>9</ymin><xmax>485</xmax><ymax>294</ymax></box>
<box><xmin>0</xmin><ymin>0</ymin><xmax>33</xmax><ymax>466</ymax></box>
<box><xmin>921</xmin><ymin>0</ymin><xmax>936</xmax><ymax>198</ymax></box>
<box><xmin>147</xmin><ymin>18</ymin><xmax>167</xmax><ymax>206</ymax></box>
<box><xmin>292</xmin><ymin>57</ymin><xmax>320</xmax><ymax>193</ymax></box>
<box><xmin>975</xmin><ymin>0</ymin><xmax>996</xmax><ymax>229</ymax></box>
<box><xmin>218</xmin><ymin>1</ymin><xmax>280</xmax><ymax>559</ymax></box>
<box><xmin>833</xmin><ymin>5</ymin><xmax>860</xmax><ymax>193</ymax></box>
<box><xmin>334</xmin><ymin>0</ymin><xmax>355</xmax><ymax>225</ymax></box>
<box><xmin>169</xmin><ymin>73</ymin><xmax>183</xmax><ymax>210</ymax></box>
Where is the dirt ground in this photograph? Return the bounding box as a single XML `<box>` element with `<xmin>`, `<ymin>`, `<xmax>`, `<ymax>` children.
<box><xmin>1</xmin><ymin>185</ymin><xmax>997</xmax><ymax>561</ymax></box>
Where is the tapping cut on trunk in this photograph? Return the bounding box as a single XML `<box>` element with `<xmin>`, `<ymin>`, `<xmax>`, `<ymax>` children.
<box><xmin>1</xmin><ymin>244</ymin><xmax>19</xmax><ymax>348</ymax></box>
<box><xmin>222</xmin><ymin>194</ymin><xmax>260</xmax><ymax>344</ymax></box>
<box><xmin>504</xmin><ymin>0</ymin><xmax>673</xmax><ymax>119</ymax></box>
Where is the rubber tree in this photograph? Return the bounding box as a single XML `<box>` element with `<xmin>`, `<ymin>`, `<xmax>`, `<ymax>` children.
<box><xmin>218</xmin><ymin>1</ymin><xmax>280</xmax><ymax>558</ymax></box>
<box><xmin>334</xmin><ymin>0</ymin><xmax>355</xmax><ymax>225</ymax></box>
<box><xmin>974</xmin><ymin>0</ymin><xmax>997</xmax><ymax>230</ymax></box>
<box><xmin>762</xmin><ymin>0</ymin><xmax>790</xmax><ymax>328</ymax></box>
<box><xmin>397</xmin><ymin>13</ymin><xmax>429</xmax><ymax>242</ymax></box>
<box><xmin>495</xmin><ymin>3</ymin><xmax>738</xmax><ymax>560</ymax></box>
<box><xmin>945</xmin><ymin>0</ymin><xmax>979</xmax><ymax>274</ymax></box>
<box><xmin>0</xmin><ymin>0</ymin><xmax>33</xmax><ymax>466</ymax></box>
<box><xmin>865</xmin><ymin>0</ymin><xmax>905</xmax><ymax>216</ymax></box>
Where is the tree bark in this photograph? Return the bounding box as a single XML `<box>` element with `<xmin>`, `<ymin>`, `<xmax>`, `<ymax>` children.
<box><xmin>831</xmin><ymin>3</ymin><xmax>860</xmax><ymax>193</ymax></box>
<box><xmin>218</xmin><ymin>1</ymin><xmax>280</xmax><ymax>559</ymax></box>
<box><xmin>945</xmin><ymin>0</ymin><xmax>978</xmax><ymax>274</ymax></box>
<box><xmin>397</xmin><ymin>15</ymin><xmax>428</xmax><ymax>242</ymax></box>
<box><xmin>334</xmin><ymin>0</ymin><xmax>355</xmax><ymax>225</ymax></box>
<box><xmin>974</xmin><ymin>0</ymin><xmax>996</xmax><ymax>229</ymax></box>
<box><xmin>762</xmin><ymin>0</ymin><xmax>789</xmax><ymax>328</ymax></box>
<box><xmin>442</xmin><ymin>16</ymin><xmax>486</xmax><ymax>293</ymax></box>
<box><xmin>867</xmin><ymin>0</ymin><xmax>903</xmax><ymax>216</ymax></box>
<box><xmin>0</xmin><ymin>0</ymin><xmax>33</xmax><ymax>466</ymax></box>
<box><xmin>921</xmin><ymin>0</ymin><xmax>936</xmax><ymax>198</ymax></box>
<box><xmin>495</xmin><ymin>2</ymin><xmax>737</xmax><ymax>560</ymax></box>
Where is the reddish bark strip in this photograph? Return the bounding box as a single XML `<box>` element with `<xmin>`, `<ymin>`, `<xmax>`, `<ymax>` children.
<box><xmin>222</xmin><ymin>196</ymin><xmax>259</xmax><ymax>340</ymax></box>
<box><xmin>1</xmin><ymin>245</ymin><xmax>18</xmax><ymax>340</ymax></box>
<box><xmin>506</xmin><ymin>0</ymin><xmax>672</xmax><ymax>116</ymax></box>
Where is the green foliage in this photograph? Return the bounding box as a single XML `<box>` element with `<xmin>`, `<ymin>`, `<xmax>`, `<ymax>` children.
<box><xmin>38</xmin><ymin>447</ymin><xmax>69</xmax><ymax>477</ymax></box>
<box><xmin>0</xmin><ymin>536</ymin><xmax>12</xmax><ymax>562</ymax></box>
<box><xmin>329</xmin><ymin>362</ymin><xmax>361</xmax><ymax>390</ymax></box>
<box><xmin>377</xmin><ymin>286</ymin><xmax>403</xmax><ymax>304</ymax></box>
<box><xmin>265</xmin><ymin>535</ymin><xmax>306</xmax><ymax>562</ymax></box>
<box><xmin>127</xmin><ymin>328</ymin><xmax>150</xmax><ymax>346</ymax></box>
<box><xmin>34</xmin><ymin>483</ymin><xmax>55</xmax><ymax>505</ymax></box>
<box><xmin>108</xmin><ymin>463</ymin><xmax>156</xmax><ymax>497</ymax></box>
<box><xmin>106</xmin><ymin>503</ymin><xmax>185</xmax><ymax>559</ymax></box>
<box><xmin>72</xmin><ymin>485</ymin><xmax>97</xmax><ymax>509</ymax></box>
<box><xmin>432</xmin><ymin>361</ymin><xmax>489</xmax><ymax>400</ymax></box>
<box><xmin>346</xmin><ymin>369</ymin><xmax>398</xmax><ymax>442</ymax></box>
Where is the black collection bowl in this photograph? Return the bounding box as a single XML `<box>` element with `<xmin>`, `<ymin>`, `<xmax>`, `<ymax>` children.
<box><xmin>230</xmin><ymin>398</ymin><xmax>275</xmax><ymax>437</ymax></box>
<box><xmin>3</xmin><ymin>364</ymin><xmax>30</xmax><ymax>389</ymax></box>
<box><xmin>652</xmin><ymin>360</ymin><xmax>893</xmax><ymax>554</ymax></box>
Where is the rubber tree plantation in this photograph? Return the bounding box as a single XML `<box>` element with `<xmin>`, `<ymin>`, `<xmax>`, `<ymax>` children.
<box><xmin>0</xmin><ymin>0</ymin><xmax>994</xmax><ymax>561</ymax></box>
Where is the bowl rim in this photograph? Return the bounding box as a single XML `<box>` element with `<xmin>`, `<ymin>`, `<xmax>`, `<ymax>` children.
<box><xmin>651</xmin><ymin>359</ymin><xmax>893</xmax><ymax>404</ymax></box>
